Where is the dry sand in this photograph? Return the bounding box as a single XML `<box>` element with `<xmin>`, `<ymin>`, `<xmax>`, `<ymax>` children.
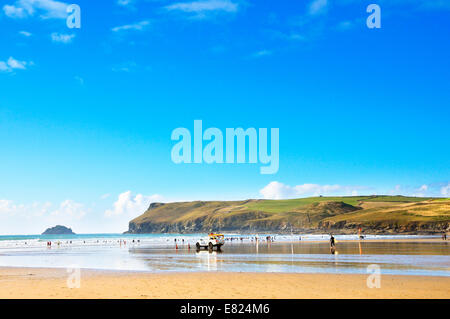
<box><xmin>0</xmin><ymin>267</ymin><xmax>449</xmax><ymax>299</ymax></box>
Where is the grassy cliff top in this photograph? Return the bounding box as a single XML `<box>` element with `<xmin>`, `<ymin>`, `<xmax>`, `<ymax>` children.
<box><xmin>130</xmin><ymin>196</ymin><xmax>449</xmax><ymax>231</ymax></box>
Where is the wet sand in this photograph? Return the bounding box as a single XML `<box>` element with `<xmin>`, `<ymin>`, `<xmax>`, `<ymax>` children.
<box><xmin>275</xmin><ymin>238</ymin><xmax>449</xmax><ymax>244</ymax></box>
<box><xmin>0</xmin><ymin>267</ymin><xmax>449</xmax><ymax>299</ymax></box>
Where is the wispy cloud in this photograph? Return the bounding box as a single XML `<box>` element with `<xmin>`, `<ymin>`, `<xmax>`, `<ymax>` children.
<box><xmin>104</xmin><ymin>191</ymin><xmax>163</xmax><ymax>217</ymax></box>
<box><xmin>0</xmin><ymin>57</ymin><xmax>32</xmax><ymax>73</ymax></box>
<box><xmin>18</xmin><ymin>30</ymin><xmax>32</xmax><ymax>37</ymax></box>
<box><xmin>166</xmin><ymin>0</ymin><xmax>238</xmax><ymax>12</ymax></box>
<box><xmin>100</xmin><ymin>193</ymin><xmax>111</xmax><ymax>200</ymax></box>
<box><xmin>260</xmin><ymin>181</ymin><xmax>363</xmax><ymax>199</ymax></box>
<box><xmin>3</xmin><ymin>4</ymin><xmax>27</xmax><ymax>18</ymax></box>
<box><xmin>251</xmin><ymin>50</ymin><xmax>272</xmax><ymax>58</ymax></box>
<box><xmin>419</xmin><ymin>0</ymin><xmax>450</xmax><ymax>11</ymax></box>
<box><xmin>441</xmin><ymin>184</ymin><xmax>450</xmax><ymax>197</ymax></box>
<box><xmin>269</xmin><ymin>30</ymin><xmax>307</xmax><ymax>42</ymax></box>
<box><xmin>112</xmin><ymin>20</ymin><xmax>150</xmax><ymax>32</ymax></box>
<box><xmin>308</xmin><ymin>0</ymin><xmax>328</xmax><ymax>16</ymax></box>
<box><xmin>112</xmin><ymin>61</ymin><xmax>137</xmax><ymax>73</ymax></box>
<box><xmin>3</xmin><ymin>0</ymin><xmax>69</xmax><ymax>19</ymax></box>
<box><xmin>345</xmin><ymin>0</ymin><xmax>450</xmax><ymax>12</ymax></box>
<box><xmin>0</xmin><ymin>198</ymin><xmax>87</xmax><ymax>234</ymax></box>
<box><xmin>74</xmin><ymin>75</ymin><xmax>84</xmax><ymax>85</ymax></box>
<box><xmin>165</xmin><ymin>0</ymin><xmax>239</xmax><ymax>19</ymax></box>
<box><xmin>117</xmin><ymin>0</ymin><xmax>133</xmax><ymax>6</ymax></box>
<box><xmin>51</xmin><ymin>32</ymin><xmax>75</xmax><ymax>43</ymax></box>
<box><xmin>336</xmin><ymin>20</ymin><xmax>353</xmax><ymax>31</ymax></box>
<box><xmin>50</xmin><ymin>199</ymin><xmax>86</xmax><ymax>220</ymax></box>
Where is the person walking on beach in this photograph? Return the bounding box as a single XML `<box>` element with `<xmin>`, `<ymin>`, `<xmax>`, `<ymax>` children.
<box><xmin>330</xmin><ymin>234</ymin><xmax>336</xmax><ymax>254</ymax></box>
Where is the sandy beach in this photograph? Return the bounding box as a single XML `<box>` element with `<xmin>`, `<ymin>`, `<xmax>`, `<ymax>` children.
<box><xmin>0</xmin><ymin>267</ymin><xmax>449</xmax><ymax>299</ymax></box>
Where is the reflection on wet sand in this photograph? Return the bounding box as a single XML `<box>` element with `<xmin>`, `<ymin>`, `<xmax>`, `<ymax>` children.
<box><xmin>130</xmin><ymin>240</ymin><xmax>450</xmax><ymax>276</ymax></box>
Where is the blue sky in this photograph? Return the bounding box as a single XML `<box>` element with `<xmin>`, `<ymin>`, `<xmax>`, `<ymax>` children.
<box><xmin>0</xmin><ymin>0</ymin><xmax>449</xmax><ymax>234</ymax></box>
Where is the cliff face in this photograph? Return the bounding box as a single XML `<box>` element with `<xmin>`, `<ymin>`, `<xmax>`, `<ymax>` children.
<box><xmin>317</xmin><ymin>199</ymin><xmax>450</xmax><ymax>234</ymax></box>
<box><xmin>127</xmin><ymin>196</ymin><xmax>450</xmax><ymax>234</ymax></box>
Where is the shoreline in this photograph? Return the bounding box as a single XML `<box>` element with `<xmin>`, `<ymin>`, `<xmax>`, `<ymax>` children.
<box><xmin>269</xmin><ymin>238</ymin><xmax>449</xmax><ymax>244</ymax></box>
<box><xmin>0</xmin><ymin>267</ymin><xmax>449</xmax><ymax>299</ymax></box>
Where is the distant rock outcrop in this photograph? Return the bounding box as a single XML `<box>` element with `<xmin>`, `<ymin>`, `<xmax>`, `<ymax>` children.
<box><xmin>42</xmin><ymin>225</ymin><xmax>75</xmax><ymax>235</ymax></box>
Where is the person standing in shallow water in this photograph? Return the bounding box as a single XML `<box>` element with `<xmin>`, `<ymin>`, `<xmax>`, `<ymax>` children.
<box><xmin>330</xmin><ymin>234</ymin><xmax>336</xmax><ymax>254</ymax></box>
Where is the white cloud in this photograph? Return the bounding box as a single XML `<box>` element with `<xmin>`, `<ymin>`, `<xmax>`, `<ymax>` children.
<box><xmin>441</xmin><ymin>184</ymin><xmax>450</xmax><ymax>197</ymax></box>
<box><xmin>308</xmin><ymin>0</ymin><xmax>328</xmax><ymax>16</ymax></box>
<box><xmin>112</xmin><ymin>20</ymin><xmax>150</xmax><ymax>32</ymax></box>
<box><xmin>336</xmin><ymin>20</ymin><xmax>353</xmax><ymax>31</ymax></box>
<box><xmin>51</xmin><ymin>199</ymin><xmax>86</xmax><ymax>220</ymax></box>
<box><xmin>105</xmin><ymin>191</ymin><xmax>163</xmax><ymax>217</ymax></box>
<box><xmin>420</xmin><ymin>0</ymin><xmax>450</xmax><ymax>11</ymax></box>
<box><xmin>165</xmin><ymin>0</ymin><xmax>238</xmax><ymax>18</ymax></box>
<box><xmin>100</xmin><ymin>193</ymin><xmax>110</xmax><ymax>200</ymax></box>
<box><xmin>0</xmin><ymin>199</ymin><xmax>87</xmax><ymax>234</ymax></box>
<box><xmin>166</xmin><ymin>0</ymin><xmax>238</xmax><ymax>12</ymax></box>
<box><xmin>3</xmin><ymin>0</ymin><xmax>69</xmax><ymax>19</ymax></box>
<box><xmin>0</xmin><ymin>56</ymin><xmax>31</xmax><ymax>73</ymax></box>
<box><xmin>0</xmin><ymin>199</ymin><xmax>85</xmax><ymax>219</ymax></box>
<box><xmin>252</xmin><ymin>50</ymin><xmax>272</xmax><ymax>58</ymax></box>
<box><xmin>3</xmin><ymin>4</ymin><xmax>27</xmax><ymax>18</ymax></box>
<box><xmin>112</xmin><ymin>61</ymin><xmax>137</xmax><ymax>73</ymax></box>
<box><xmin>259</xmin><ymin>181</ymin><xmax>360</xmax><ymax>199</ymax></box>
<box><xmin>74</xmin><ymin>75</ymin><xmax>84</xmax><ymax>85</ymax></box>
<box><xmin>5</xmin><ymin>57</ymin><xmax>26</xmax><ymax>69</ymax></box>
<box><xmin>0</xmin><ymin>199</ymin><xmax>22</xmax><ymax>215</ymax></box>
<box><xmin>19</xmin><ymin>30</ymin><xmax>32</xmax><ymax>36</ymax></box>
<box><xmin>51</xmin><ymin>32</ymin><xmax>75</xmax><ymax>43</ymax></box>
<box><xmin>383</xmin><ymin>183</ymin><xmax>450</xmax><ymax>198</ymax></box>
<box><xmin>387</xmin><ymin>184</ymin><xmax>402</xmax><ymax>195</ymax></box>
<box><xmin>117</xmin><ymin>0</ymin><xmax>133</xmax><ymax>6</ymax></box>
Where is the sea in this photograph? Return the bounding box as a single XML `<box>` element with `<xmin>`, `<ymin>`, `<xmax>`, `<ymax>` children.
<box><xmin>0</xmin><ymin>233</ymin><xmax>449</xmax><ymax>276</ymax></box>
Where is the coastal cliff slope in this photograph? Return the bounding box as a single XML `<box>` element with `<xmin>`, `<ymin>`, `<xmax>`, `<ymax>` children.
<box><xmin>127</xmin><ymin>196</ymin><xmax>450</xmax><ymax>234</ymax></box>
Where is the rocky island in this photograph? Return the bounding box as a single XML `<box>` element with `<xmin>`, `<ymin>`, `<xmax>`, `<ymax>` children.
<box><xmin>42</xmin><ymin>225</ymin><xmax>75</xmax><ymax>235</ymax></box>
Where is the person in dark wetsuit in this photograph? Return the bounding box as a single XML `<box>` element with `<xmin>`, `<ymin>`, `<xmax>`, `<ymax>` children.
<box><xmin>329</xmin><ymin>235</ymin><xmax>336</xmax><ymax>254</ymax></box>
